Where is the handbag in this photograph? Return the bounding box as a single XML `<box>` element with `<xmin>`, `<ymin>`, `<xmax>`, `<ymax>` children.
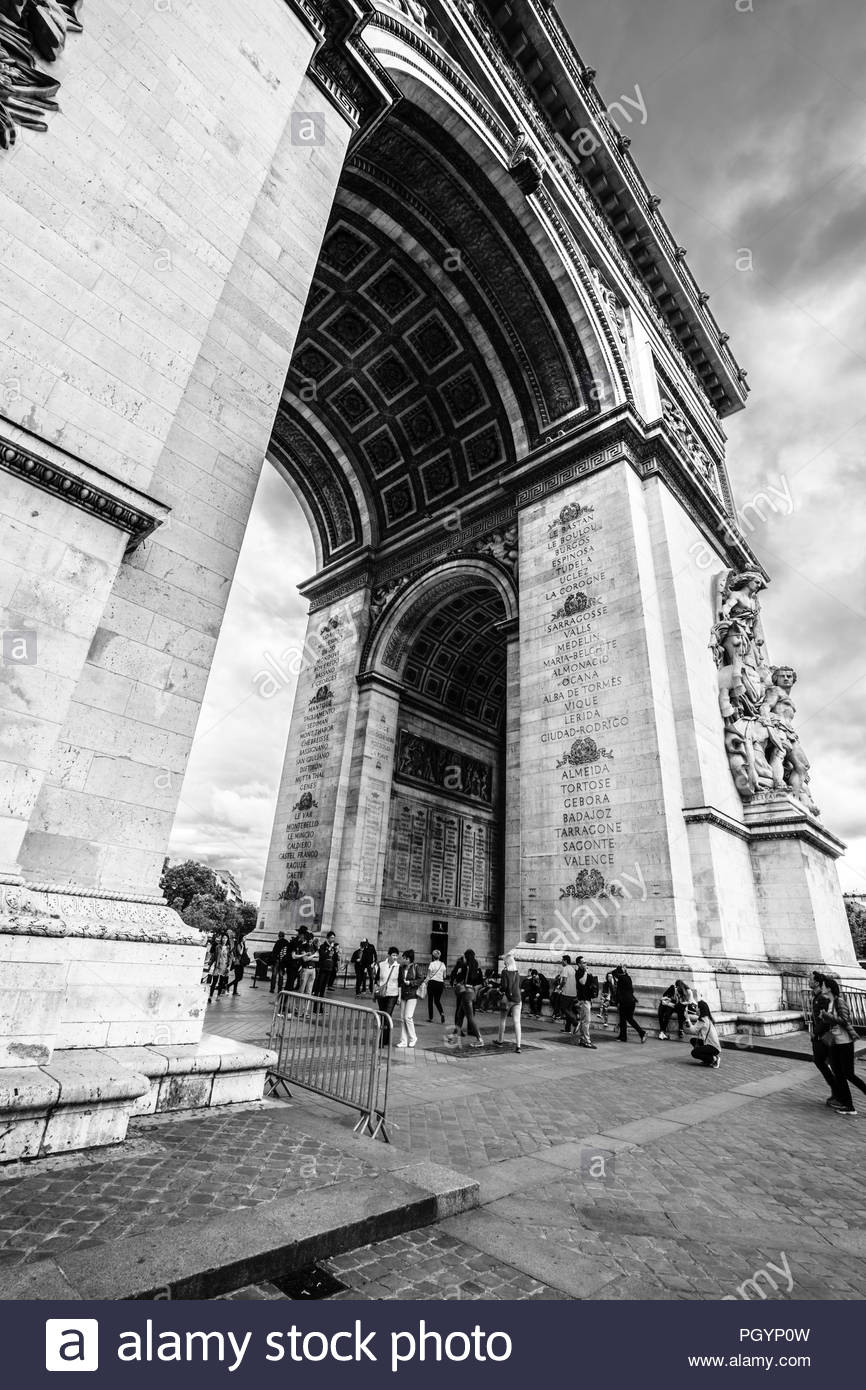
<box><xmin>417</xmin><ymin>978</ymin><xmax>428</xmax><ymax>999</ymax></box>
<box><xmin>376</xmin><ymin>961</ymin><xmax>399</xmax><ymax>1003</ymax></box>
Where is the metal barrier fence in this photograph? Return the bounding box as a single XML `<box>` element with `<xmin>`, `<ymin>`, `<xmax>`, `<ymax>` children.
<box><xmin>266</xmin><ymin>990</ymin><xmax>392</xmax><ymax>1140</ymax></box>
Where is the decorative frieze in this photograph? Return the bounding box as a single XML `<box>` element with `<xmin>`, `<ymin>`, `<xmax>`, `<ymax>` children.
<box><xmin>394</xmin><ymin>728</ymin><xmax>493</xmax><ymax>805</ymax></box>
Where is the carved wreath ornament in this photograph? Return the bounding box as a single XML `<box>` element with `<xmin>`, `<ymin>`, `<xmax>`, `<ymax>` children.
<box><xmin>0</xmin><ymin>0</ymin><xmax>82</xmax><ymax>150</ymax></box>
<box><xmin>556</xmin><ymin>736</ymin><xmax>613</xmax><ymax>770</ymax></box>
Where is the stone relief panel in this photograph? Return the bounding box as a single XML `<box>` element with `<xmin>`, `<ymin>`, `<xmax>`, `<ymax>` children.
<box><xmin>394</xmin><ymin>729</ymin><xmax>493</xmax><ymax>805</ymax></box>
<box><xmin>382</xmin><ymin>791</ymin><xmax>499</xmax><ymax>917</ymax></box>
<box><xmin>660</xmin><ymin>392</ymin><xmax>721</xmax><ymax>497</ymax></box>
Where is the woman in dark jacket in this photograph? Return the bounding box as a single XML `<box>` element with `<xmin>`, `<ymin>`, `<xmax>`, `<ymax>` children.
<box><xmin>450</xmin><ymin>949</ymin><xmax>484</xmax><ymax>1048</ymax></box>
<box><xmin>396</xmin><ymin>949</ymin><xmax>420</xmax><ymax>1048</ymax></box>
<box><xmin>614</xmin><ymin>965</ymin><xmax>646</xmax><ymax>1042</ymax></box>
<box><xmin>819</xmin><ymin>976</ymin><xmax>866</xmax><ymax>1115</ymax></box>
<box><xmin>230</xmin><ymin>935</ymin><xmax>250</xmax><ymax>996</ymax></box>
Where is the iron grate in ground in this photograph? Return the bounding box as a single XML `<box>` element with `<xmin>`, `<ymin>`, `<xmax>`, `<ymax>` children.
<box><xmin>268</xmin><ymin>1265</ymin><xmax>349</xmax><ymax>1299</ymax></box>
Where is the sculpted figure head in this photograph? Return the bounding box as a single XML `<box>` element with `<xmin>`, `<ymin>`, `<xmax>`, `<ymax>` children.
<box><xmin>771</xmin><ymin>666</ymin><xmax>797</xmax><ymax>690</ymax></box>
<box><xmin>728</xmin><ymin>569</ymin><xmax>766</xmax><ymax>594</ymax></box>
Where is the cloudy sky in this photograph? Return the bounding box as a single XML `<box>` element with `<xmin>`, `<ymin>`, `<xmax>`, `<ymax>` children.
<box><xmin>168</xmin><ymin>0</ymin><xmax>866</xmax><ymax>901</ymax></box>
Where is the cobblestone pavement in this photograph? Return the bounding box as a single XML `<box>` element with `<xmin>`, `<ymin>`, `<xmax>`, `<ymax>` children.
<box><xmin>219</xmin><ymin>984</ymin><xmax>866</xmax><ymax>1300</ymax></box>
<box><xmin>5</xmin><ymin>983</ymin><xmax>865</xmax><ymax>1300</ymax></box>
<box><xmin>0</xmin><ymin>1105</ymin><xmax>374</xmax><ymax>1271</ymax></box>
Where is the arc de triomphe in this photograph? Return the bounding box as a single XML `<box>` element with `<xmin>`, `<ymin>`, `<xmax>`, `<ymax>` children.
<box><xmin>0</xmin><ymin>0</ymin><xmax>858</xmax><ymax>1157</ymax></box>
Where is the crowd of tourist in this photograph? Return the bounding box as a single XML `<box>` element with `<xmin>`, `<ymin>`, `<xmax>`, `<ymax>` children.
<box><xmin>250</xmin><ymin>938</ymin><xmax>726</xmax><ymax>1063</ymax></box>
<box><xmin>208</xmin><ymin>932</ymin><xmax>863</xmax><ymax>1096</ymax></box>
<box><xmin>203</xmin><ymin>928</ymin><xmax>250</xmax><ymax>1001</ymax></box>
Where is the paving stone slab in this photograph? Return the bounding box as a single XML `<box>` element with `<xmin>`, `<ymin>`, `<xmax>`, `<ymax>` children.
<box><xmin>437</xmin><ymin>1210</ymin><xmax>620</xmax><ymax>1299</ymax></box>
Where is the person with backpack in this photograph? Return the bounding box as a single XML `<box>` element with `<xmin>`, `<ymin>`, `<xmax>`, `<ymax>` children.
<box><xmin>574</xmin><ymin>956</ymin><xmax>598</xmax><ymax>1048</ymax></box>
<box><xmin>396</xmin><ymin>948</ymin><xmax>420</xmax><ymax>1048</ymax></box>
<box><xmin>613</xmin><ymin>964</ymin><xmax>646</xmax><ymax>1042</ymax></box>
<box><xmin>449</xmin><ymin>948</ymin><xmax>484</xmax><ymax>1048</ymax></box>
<box><xmin>495</xmin><ymin>951</ymin><xmax>522</xmax><ymax>1052</ymax></box>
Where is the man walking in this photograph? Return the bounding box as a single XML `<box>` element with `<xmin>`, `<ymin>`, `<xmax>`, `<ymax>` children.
<box><xmin>574</xmin><ymin>956</ymin><xmax>597</xmax><ymax>1049</ymax></box>
<box><xmin>360</xmin><ymin>938</ymin><xmax>378</xmax><ymax>995</ymax></box>
<box><xmin>559</xmin><ymin>954</ymin><xmax>578</xmax><ymax>1035</ymax></box>
<box><xmin>269</xmin><ymin>931</ymin><xmax>289</xmax><ymax>994</ymax></box>
<box><xmin>374</xmin><ymin>946</ymin><xmax>401</xmax><ymax>1046</ymax></box>
<box><xmin>312</xmin><ymin>931</ymin><xmax>339</xmax><ymax>1013</ymax></box>
<box><xmin>614</xmin><ymin>964</ymin><xmax>646</xmax><ymax>1042</ymax></box>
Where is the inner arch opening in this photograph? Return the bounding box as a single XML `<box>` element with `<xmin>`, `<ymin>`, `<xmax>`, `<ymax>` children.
<box><xmin>377</xmin><ymin>577</ymin><xmax>510</xmax><ymax>965</ymax></box>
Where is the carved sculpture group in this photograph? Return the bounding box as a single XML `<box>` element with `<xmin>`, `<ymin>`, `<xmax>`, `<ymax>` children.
<box><xmin>0</xmin><ymin>0</ymin><xmax>81</xmax><ymax>149</ymax></box>
<box><xmin>711</xmin><ymin>569</ymin><xmax>818</xmax><ymax>814</ymax></box>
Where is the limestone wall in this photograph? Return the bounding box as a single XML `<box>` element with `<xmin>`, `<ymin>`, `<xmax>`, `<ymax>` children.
<box><xmin>517</xmin><ymin>459</ymin><xmax>695</xmax><ymax>956</ymax></box>
<box><xmin>0</xmin><ymin>465</ymin><xmax>128</xmax><ymax>877</ymax></box>
<box><xmin>0</xmin><ymin>0</ymin><xmax>353</xmax><ymax>895</ymax></box>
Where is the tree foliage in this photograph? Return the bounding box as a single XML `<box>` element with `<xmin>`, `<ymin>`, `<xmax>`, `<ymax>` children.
<box><xmin>844</xmin><ymin>896</ymin><xmax>866</xmax><ymax>960</ymax></box>
<box><xmin>160</xmin><ymin>859</ymin><xmax>258</xmax><ymax>938</ymax></box>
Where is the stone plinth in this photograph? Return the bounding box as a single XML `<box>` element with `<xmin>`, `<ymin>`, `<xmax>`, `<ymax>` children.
<box><xmin>744</xmin><ymin>795</ymin><xmax>861</xmax><ymax>977</ymax></box>
<box><xmin>0</xmin><ymin>882</ymin><xmax>281</xmax><ymax>1160</ymax></box>
<box><xmin>0</xmin><ymin>1036</ymin><xmax>275</xmax><ymax>1163</ymax></box>
<box><xmin>0</xmin><ymin>883</ymin><xmax>208</xmax><ymax>1067</ymax></box>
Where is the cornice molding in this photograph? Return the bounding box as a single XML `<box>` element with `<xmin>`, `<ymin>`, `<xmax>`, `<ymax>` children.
<box><xmin>357</xmin><ymin>0</ymin><xmax>744</xmax><ymax>415</ymax></box>
<box><xmin>0</xmin><ymin>431</ymin><xmax>170</xmax><ymax>552</ymax></box>
<box><xmin>684</xmin><ymin>801</ymin><xmax>846</xmax><ymax>860</ymax></box>
<box><xmin>465</xmin><ymin>0</ymin><xmax>747</xmax><ymax>414</ymax></box>
<box><xmin>501</xmin><ymin>406</ymin><xmax>763</xmax><ymax>574</ymax></box>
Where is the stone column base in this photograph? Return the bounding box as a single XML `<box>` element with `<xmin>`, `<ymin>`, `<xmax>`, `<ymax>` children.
<box><xmin>0</xmin><ymin>1034</ymin><xmax>276</xmax><ymax>1163</ymax></box>
<box><xmin>1</xmin><ymin>883</ymin><xmax>210</xmax><ymax>1067</ymax></box>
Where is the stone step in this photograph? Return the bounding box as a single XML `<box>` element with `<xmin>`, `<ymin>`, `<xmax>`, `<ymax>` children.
<box><xmin>527</xmin><ymin>1000</ymin><xmax>807</xmax><ymax>1038</ymax></box>
<box><xmin>0</xmin><ymin>1125</ymin><xmax>479</xmax><ymax>1301</ymax></box>
<box><xmin>0</xmin><ymin>1033</ymin><xmax>275</xmax><ymax>1163</ymax></box>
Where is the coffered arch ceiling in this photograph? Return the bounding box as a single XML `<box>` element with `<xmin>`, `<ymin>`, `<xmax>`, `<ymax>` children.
<box><xmin>271</xmin><ymin>98</ymin><xmax>614</xmax><ymax>564</ymax></box>
<box><xmin>401</xmin><ymin>585</ymin><xmax>508</xmax><ymax>736</ymax></box>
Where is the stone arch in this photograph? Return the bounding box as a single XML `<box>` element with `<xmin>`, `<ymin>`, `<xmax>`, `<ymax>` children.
<box><xmin>268</xmin><ymin>48</ymin><xmax>622</xmax><ymax>566</ymax></box>
<box><xmin>363</xmin><ymin>557</ymin><xmax>519</xmax><ymax>682</ymax></box>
